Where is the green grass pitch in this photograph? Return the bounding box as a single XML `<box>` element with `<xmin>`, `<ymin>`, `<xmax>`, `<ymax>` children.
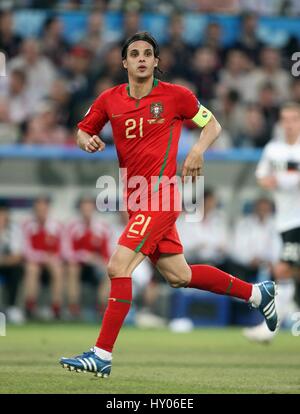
<box><xmin>0</xmin><ymin>323</ymin><xmax>300</xmax><ymax>394</ymax></box>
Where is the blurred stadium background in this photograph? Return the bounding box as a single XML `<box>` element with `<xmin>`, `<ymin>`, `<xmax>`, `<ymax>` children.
<box><xmin>0</xmin><ymin>1</ymin><xmax>300</xmax><ymax>346</ymax></box>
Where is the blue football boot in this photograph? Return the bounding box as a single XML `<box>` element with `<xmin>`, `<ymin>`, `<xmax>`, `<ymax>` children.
<box><xmin>254</xmin><ymin>281</ymin><xmax>278</xmax><ymax>332</ymax></box>
<box><xmin>60</xmin><ymin>348</ymin><xmax>112</xmax><ymax>378</ymax></box>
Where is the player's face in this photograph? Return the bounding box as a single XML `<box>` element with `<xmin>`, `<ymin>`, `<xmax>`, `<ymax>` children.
<box><xmin>280</xmin><ymin>108</ymin><xmax>300</xmax><ymax>140</ymax></box>
<box><xmin>255</xmin><ymin>200</ymin><xmax>272</xmax><ymax>219</ymax></box>
<box><xmin>80</xmin><ymin>200</ymin><xmax>95</xmax><ymax>219</ymax></box>
<box><xmin>34</xmin><ymin>199</ymin><xmax>49</xmax><ymax>222</ymax></box>
<box><xmin>123</xmin><ymin>40</ymin><xmax>159</xmax><ymax>80</ymax></box>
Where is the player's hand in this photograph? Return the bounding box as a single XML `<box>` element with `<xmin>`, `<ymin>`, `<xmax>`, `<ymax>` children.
<box><xmin>258</xmin><ymin>176</ymin><xmax>277</xmax><ymax>190</ymax></box>
<box><xmin>181</xmin><ymin>150</ymin><xmax>204</xmax><ymax>183</ymax></box>
<box><xmin>85</xmin><ymin>135</ymin><xmax>106</xmax><ymax>153</ymax></box>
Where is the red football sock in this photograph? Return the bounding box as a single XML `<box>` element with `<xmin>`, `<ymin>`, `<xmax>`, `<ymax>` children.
<box><xmin>188</xmin><ymin>264</ymin><xmax>252</xmax><ymax>301</ymax></box>
<box><xmin>25</xmin><ymin>299</ymin><xmax>36</xmax><ymax>312</ymax></box>
<box><xmin>51</xmin><ymin>303</ymin><xmax>61</xmax><ymax>318</ymax></box>
<box><xmin>96</xmin><ymin>277</ymin><xmax>132</xmax><ymax>352</ymax></box>
<box><xmin>69</xmin><ymin>303</ymin><xmax>81</xmax><ymax>317</ymax></box>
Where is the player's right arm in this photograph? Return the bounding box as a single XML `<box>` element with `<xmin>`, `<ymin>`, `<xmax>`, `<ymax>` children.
<box><xmin>256</xmin><ymin>145</ymin><xmax>277</xmax><ymax>190</ymax></box>
<box><xmin>76</xmin><ymin>92</ymin><xmax>109</xmax><ymax>153</ymax></box>
<box><xmin>77</xmin><ymin>129</ymin><xmax>106</xmax><ymax>153</ymax></box>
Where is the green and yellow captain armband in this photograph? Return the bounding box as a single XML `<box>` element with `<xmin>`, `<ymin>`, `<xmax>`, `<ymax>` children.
<box><xmin>191</xmin><ymin>105</ymin><xmax>213</xmax><ymax>128</ymax></box>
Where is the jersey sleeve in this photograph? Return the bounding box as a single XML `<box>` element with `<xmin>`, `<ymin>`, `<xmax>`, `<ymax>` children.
<box><xmin>175</xmin><ymin>85</ymin><xmax>212</xmax><ymax>127</ymax></box>
<box><xmin>175</xmin><ymin>85</ymin><xmax>200</xmax><ymax>120</ymax></box>
<box><xmin>77</xmin><ymin>93</ymin><xmax>109</xmax><ymax>136</ymax></box>
<box><xmin>22</xmin><ymin>221</ymin><xmax>43</xmax><ymax>262</ymax></box>
<box><xmin>256</xmin><ymin>145</ymin><xmax>272</xmax><ymax>179</ymax></box>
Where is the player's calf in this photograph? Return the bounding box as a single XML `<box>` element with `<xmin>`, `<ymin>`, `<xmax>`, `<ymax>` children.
<box><xmin>156</xmin><ymin>258</ymin><xmax>191</xmax><ymax>288</ymax></box>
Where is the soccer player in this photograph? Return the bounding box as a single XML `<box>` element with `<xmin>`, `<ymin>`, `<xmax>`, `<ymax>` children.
<box><xmin>60</xmin><ymin>32</ymin><xmax>278</xmax><ymax>377</ymax></box>
<box><xmin>23</xmin><ymin>196</ymin><xmax>63</xmax><ymax>320</ymax></box>
<box><xmin>0</xmin><ymin>202</ymin><xmax>23</xmax><ymax>324</ymax></box>
<box><xmin>244</xmin><ymin>102</ymin><xmax>300</xmax><ymax>343</ymax></box>
<box><xmin>63</xmin><ymin>196</ymin><xmax>111</xmax><ymax>319</ymax></box>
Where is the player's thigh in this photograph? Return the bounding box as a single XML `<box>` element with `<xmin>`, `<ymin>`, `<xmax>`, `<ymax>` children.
<box><xmin>115</xmin><ymin>209</ymin><xmax>179</xmax><ymax>278</ymax></box>
<box><xmin>25</xmin><ymin>261</ymin><xmax>41</xmax><ymax>278</ymax></box>
<box><xmin>155</xmin><ymin>253</ymin><xmax>191</xmax><ymax>287</ymax></box>
<box><xmin>107</xmin><ymin>244</ymin><xmax>146</xmax><ymax>278</ymax></box>
<box><xmin>46</xmin><ymin>258</ymin><xmax>63</xmax><ymax>278</ymax></box>
<box><xmin>67</xmin><ymin>262</ymin><xmax>81</xmax><ymax>279</ymax></box>
<box><xmin>119</xmin><ymin>210</ymin><xmax>179</xmax><ymax>256</ymax></box>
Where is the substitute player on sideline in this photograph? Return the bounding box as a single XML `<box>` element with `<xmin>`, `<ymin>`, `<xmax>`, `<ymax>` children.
<box><xmin>244</xmin><ymin>102</ymin><xmax>300</xmax><ymax>343</ymax></box>
<box><xmin>60</xmin><ymin>32</ymin><xmax>278</xmax><ymax>377</ymax></box>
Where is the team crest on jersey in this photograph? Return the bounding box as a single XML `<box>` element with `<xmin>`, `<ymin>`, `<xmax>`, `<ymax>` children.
<box><xmin>150</xmin><ymin>102</ymin><xmax>163</xmax><ymax>118</ymax></box>
<box><xmin>148</xmin><ymin>102</ymin><xmax>165</xmax><ymax>124</ymax></box>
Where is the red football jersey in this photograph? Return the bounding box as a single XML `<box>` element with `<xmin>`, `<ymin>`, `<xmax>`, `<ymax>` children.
<box><xmin>23</xmin><ymin>218</ymin><xmax>62</xmax><ymax>263</ymax></box>
<box><xmin>63</xmin><ymin>218</ymin><xmax>111</xmax><ymax>264</ymax></box>
<box><xmin>78</xmin><ymin>79</ymin><xmax>199</xmax><ymax>210</ymax></box>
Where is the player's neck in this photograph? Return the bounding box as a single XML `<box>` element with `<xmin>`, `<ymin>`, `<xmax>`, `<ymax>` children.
<box><xmin>37</xmin><ymin>217</ymin><xmax>47</xmax><ymax>226</ymax></box>
<box><xmin>127</xmin><ymin>75</ymin><xmax>155</xmax><ymax>100</ymax></box>
<box><xmin>286</xmin><ymin>134</ymin><xmax>300</xmax><ymax>145</ymax></box>
<box><xmin>83</xmin><ymin>216</ymin><xmax>91</xmax><ymax>225</ymax></box>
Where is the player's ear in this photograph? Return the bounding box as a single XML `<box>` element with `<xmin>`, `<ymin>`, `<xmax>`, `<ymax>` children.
<box><xmin>123</xmin><ymin>59</ymin><xmax>128</xmax><ymax>69</ymax></box>
<box><xmin>154</xmin><ymin>57</ymin><xmax>159</xmax><ymax>67</ymax></box>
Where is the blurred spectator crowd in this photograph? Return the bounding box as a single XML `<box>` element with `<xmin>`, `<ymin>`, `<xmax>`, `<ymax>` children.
<box><xmin>0</xmin><ymin>195</ymin><xmax>153</xmax><ymax>324</ymax></box>
<box><xmin>2</xmin><ymin>0</ymin><xmax>300</xmax><ymax>15</ymax></box>
<box><xmin>0</xmin><ymin>191</ymin><xmax>282</xmax><ymax>325</ymax></box>
<box><xmin>0</xmin><ymin>9</ymin><xmax>299</xmax><ymax>148</ymax></box>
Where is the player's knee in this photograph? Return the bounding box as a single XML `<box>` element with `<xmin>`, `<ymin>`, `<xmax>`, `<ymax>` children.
<box><xmin>107</xmin><ymin>257</ymin><xmax>129</xmax><ymax>278</ymax></box>
<box><xmin>107</xmin><ymin>259</ymin><xmax>120</xmax><ymax>278</ymax></box>
<box><xmin>25</xmin><ymin>262</ymin><xmax>40</xmax><ymax>276</ymax></box>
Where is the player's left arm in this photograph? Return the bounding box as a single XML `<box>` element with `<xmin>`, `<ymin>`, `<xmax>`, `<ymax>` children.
<box><xmin>182</xmin><ymin>106</ymin><xmax>222</xmax><ymax>182</ymax></box>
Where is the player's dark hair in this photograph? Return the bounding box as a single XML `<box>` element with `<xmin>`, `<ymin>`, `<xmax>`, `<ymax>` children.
<box><xmin>76</xmin><ymin>195</ymin><xmax>96</xmax><ymax>209</ymax></box>
<box><xmin>281</xmin><ymin>101</ymin><xmax>300</xmax><ymax>114</ymax></box>
<box><xmin>255</xmin><ymin>197</ymin><xmax>275</xmax><ymax>213</ymax></box>
<box><xmin>33</xmin><ymin>196</ymin><xmax>51</xmax><ymax>206</ymax></box>
<box><xmin>121</xmin><ymin>31</ymin><xmax>159</xmax><ymax>60</ymax></box>
<box><xmin>121</xmin><ymin>31</ymin><xmax>163</xmax><ymax>75</ymax></box>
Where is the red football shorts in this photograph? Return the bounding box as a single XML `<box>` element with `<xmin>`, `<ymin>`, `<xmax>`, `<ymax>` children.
<box><xmin>118</xmin><ymin>209</ymin><xmax>183</xmax><ymax>265</ymax></box>
<box><xmin>118</xmin><ymin>184</ymin><xmax>183</xmax><ymax>265</ymax></box>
